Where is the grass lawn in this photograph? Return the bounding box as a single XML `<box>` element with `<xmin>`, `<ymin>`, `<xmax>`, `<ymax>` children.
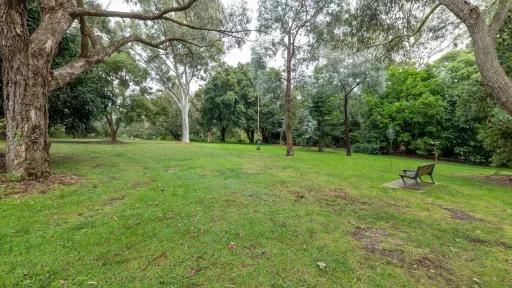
<box><xmin>1</xmin><ymin>140</ymin><xmax>511</xmax><ymax>287</ymax></box>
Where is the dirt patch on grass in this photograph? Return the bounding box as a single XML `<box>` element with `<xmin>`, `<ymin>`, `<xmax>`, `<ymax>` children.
<box><xmin>293</xmin><ymin>191</ymin><xmax>307</xmax><ymax>201</ymax></box>
<box><xmin>105</xmin><ymin>195</ymin><xmax>126</xmax><ymax>207</ymax></box>
<box><xmin>352</xmin><ymin>227</ymin><xmax>404</xmax><ymax>263</ymax></box>
<box><xmin>444</xmin><ymin>208</ymin><xmax>481</xmax><ymax>222</ymax></box>
<box><xmin>411</xmin><ymin>254</ymin><xmax>454</xmax><ymax>284</ymax></box>
<box><xmin>130</xmin><ymin>181</ymin><xmax>151</xmax><ymax>189</ymax></box>
<box><xmin>461</xmin><ymin>174</ymin><xmax>512</xmax><ymax>187</ymax></box>
<box><xmin>328</xmin><ymin>189</ymin><xmax>350</xmax><ymax>200</ymax></box>
<box><xmin>482</xmin><ymin>175</ymin><xmax>512</xmax><ymax>185</ymax></box>
<box><xmin>469</xmin><ymin>237</ymin><xmax>512</xmax><ymax>250</ymax></box>
<box><xmin>166</xmin><ymin>168</ymin><xmax>180</xmax><ymax>174</ymax></box>
<box><xmin>414</xmin><ymin>255</ymin><xmax>447</xmax><ymax>272</ymax></box>
<box><xmin>0</xmin><ymin>174</ymin><xmax>82</xmax><ymax>198</ymax></box>
<box><xmin>352</xmin><ymin>226</ymin><xmax>457</xmax><ymax>285</ymax></box>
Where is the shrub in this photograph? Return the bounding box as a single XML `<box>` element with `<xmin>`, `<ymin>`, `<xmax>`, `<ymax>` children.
<box><xmin>352</xmin><ymin>143</ymin><xmax>381</xmax><ymax>155</ymax></box>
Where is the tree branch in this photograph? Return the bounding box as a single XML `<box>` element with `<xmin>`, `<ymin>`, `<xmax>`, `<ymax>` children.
<box><xmin>51</xmin><ymin>35</ymin><xmax>199</xmax><ymax>90</ymax></box>
<box><xmin>489</xmin><ymin>0</ymin><xmax>512</xmax><ymax>38</ymax></box>
<box><xmin>70</xmin><ymin>0</ymin><xmax>199</xmax><ymax>19</ymax></box>
<box><xmin>367</xmin><ymin>3</ymin><xmax>441</xmax><ymax>49</ymax></box>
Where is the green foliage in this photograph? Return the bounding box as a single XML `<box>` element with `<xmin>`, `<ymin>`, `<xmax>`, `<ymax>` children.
<box><xmin>201</xmin><ymin>64</ymin><xmax>256</xmax><ymax>142</ymax></box>
<box><xmin>307</xmin><ymin>66</ymin><xmax>343</xmax><ymax>150</ymax></box>
<box><xmin>356</xmin><ymin>50</ymin><xmax>509</xmax><ymax>166</ymax></box>
<box><xmin>479</xmin><ymin>109</ymin><xmax>512</xmax><ymax>167</ymax></box>
<box><xmin>249</xmin><ymin>49</ymin><xmax>284</xmax><ymax>143</ymax></box>
<box><xmin>352</xmin><ymin>142</ymin><xmax>381</xmax><ymax>155</ymax></box>
<box><xmin>100</xmin><ymin>52</ymin><xmax>150</xmax><ymax>137</ymax></box>
<box><xmin>361</xmin><ymin>65</ymin><xmax>446</xmax><ymax>156</ymax></box>
<box><xmin>497</xmin><ymin>11</ymin><xmax>512</xmax><ymax>76</ymax></box>
<box><xmin>50</xmin><ymin>67</ymin><xmax>112</xmax><ymax>138</ymax></box>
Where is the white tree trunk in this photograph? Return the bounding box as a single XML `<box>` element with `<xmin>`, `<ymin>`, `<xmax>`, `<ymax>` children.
<box><xmin>181</xmin><ymin>103</ymin><xmax>190</xmax><ymax>144</ymax></box>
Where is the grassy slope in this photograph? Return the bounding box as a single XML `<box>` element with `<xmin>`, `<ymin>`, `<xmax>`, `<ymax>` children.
<box><xmin>0</xmin><ymin>141</ymin><xmax>511</xmax><ymax>287</ymax></box>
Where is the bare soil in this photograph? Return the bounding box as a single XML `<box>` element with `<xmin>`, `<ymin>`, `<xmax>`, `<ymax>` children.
<box><xmin>0</xmin><ymin>174</ymin><xmax>82</xmax><ymax>198</ymax></box>
<box><xmin>444</xmin><ymin>208</ymin><xmax>481</xmax><ymax>222</ymax></box>
<box><xmin>481</xmin><ymin>175</ymin><xmax>512</xmax><ymax>186</ymax></box>
<box><xmin>352</xmin><ymin>227</ymin><xmax>404</xmax><ymax>263</ymax></box>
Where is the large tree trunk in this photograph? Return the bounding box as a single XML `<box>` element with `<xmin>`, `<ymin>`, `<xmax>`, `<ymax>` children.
<box><xmin>181</xmin><ymin>103</ymin><xmax>190</xmax><ymax>144</ymax></box>
<box><xmin>344</xmin><ymin>93</ymin><xmax>352</xmax><ymax>156</ymax></box>
<box><xmin>466</xmin><ymin>19</ymin><xmax>512</xmax><ymax>113</ymax></box>
<box><xmin>1</xmin><ymin>0</ymin><xmax>74</xmax><ymax>179</ymax></box>
<box><xmin>220</xmin><ymin>127</ymin><xmax>227</xmax><ymax>142</ymax></box>
<box><xmin>245</xmin><ymin>129</ymin><xmax>255</xmax><ymax>143</ymax></box>
<box><xmin>3</xmin><ymin>53</ymin><xmax>51</xmax><ymax>179</ymax></box>
<box><xmin>440</xmin><ymin>0</ymin><xmax>512</xmax><ymax>115</ymax></box>
<box><xmin>284</xmin><ymin>41</ymin><xmax>294</xmax><ymax>156</ymax></box>
<box><xmin>106</xmin><ymin>113</ymin><xmax>118</xmax><ymax>143</ymax></box>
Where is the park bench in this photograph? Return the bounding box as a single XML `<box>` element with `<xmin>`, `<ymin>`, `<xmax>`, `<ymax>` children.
<box><xmin>400</xmin><ymin>164</ymin><xmax>436</xmax><ymax>187</ymax></box>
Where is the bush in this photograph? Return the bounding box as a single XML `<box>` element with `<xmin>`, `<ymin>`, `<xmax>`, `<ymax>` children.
<box><xmin>479</xmin><ymin>109</ymin><xmax>512</xmax><ymax>167</ymax></box>
<box><xmin>352</xmin><ymin>143</ymin><xmax>381</xmax><ymax>155</ymax></box>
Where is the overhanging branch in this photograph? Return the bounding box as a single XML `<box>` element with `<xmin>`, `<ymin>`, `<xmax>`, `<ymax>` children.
<box><xmin>70</xmin><ymin>0</ymin><xmax>199</xmax><ymax>20</ymax></box>
<box><xmin>51</xmin><ymin>35</ymin><xmax>200</xmax><ymax>91</ymax></box>
<box><xmin>489</xmin><ymin>0</ymin><xmax>512</xmax><ymax>39</ymax></box>
<box><xmin>367</xmin><ymin>3</ymin><xmax>442</xmax><ymax>49</ymax></box>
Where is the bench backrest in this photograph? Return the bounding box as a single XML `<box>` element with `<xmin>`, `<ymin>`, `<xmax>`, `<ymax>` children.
<box><xmin>416</xmin><ymin>164</ymin><xmax>435</xmax><ymax>176</ymax></box>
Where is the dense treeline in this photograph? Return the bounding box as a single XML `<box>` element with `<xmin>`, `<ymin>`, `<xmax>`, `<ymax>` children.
<box><xmin>87</xmin><ymin>49</ymin><xmax>510</xmax><ymax>167</ymax></box>
<box><xmin>2</xmin><ymin>0</ymin><xmax>512</xmax><ymax>178</ymax></box>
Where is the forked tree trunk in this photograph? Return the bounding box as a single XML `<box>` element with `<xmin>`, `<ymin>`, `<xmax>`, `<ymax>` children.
<box><xmin>1</xmin><ymin>0</ymin><xmax>74</xmax><ymax>179</ymax></box>
<box><xmin>344</xmin><ymin>93</ymin><xmax>352</xmax><ymax>156</ymax></box>
<box><xmin>181</xmin><ymin>103</ymin><xmax>190</xmax><ymax>144</ymax></box>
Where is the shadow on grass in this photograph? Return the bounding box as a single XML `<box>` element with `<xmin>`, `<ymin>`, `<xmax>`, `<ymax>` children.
<box><xmin>51</xmin><ymin>139</ymin><xmax>128</xmax><ymax>145</ymax></box>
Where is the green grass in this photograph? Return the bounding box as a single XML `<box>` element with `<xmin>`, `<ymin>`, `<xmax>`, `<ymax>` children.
<box><xmin>1</xmin><ymin>140</ymin><xmax>511</xmax><ymax>287</ymax></box>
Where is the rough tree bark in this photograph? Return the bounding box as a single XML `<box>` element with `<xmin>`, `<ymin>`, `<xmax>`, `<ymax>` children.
<box><xmin>0</xmin><ymin>0</ymin><xmax>214</xmax><ymax>179</ymax></box>
<box><xmin>0</xmin><ymin>0</ymin><xmax>74</xmax><ymax>179</ymax></box>
<box><xmin>105</xmin><ymin>113</ymin><xmax>119</xmax><ymax>143</ymax></box>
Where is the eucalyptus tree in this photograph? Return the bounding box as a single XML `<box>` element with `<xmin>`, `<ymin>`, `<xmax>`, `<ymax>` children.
<box><xmin>140</xmin><ymin>0</ymin><xmax>241</xmax><ymax>143</ymax></box>
<box><xmin>354</xmin><ymin>0</ymin><xmax>512</xmax><ymax>116</ymax></box>
<box><xmin>257</xmin><ymin>0</ymin><xmax>339</xmax><ymax>156</ymax></box>
<box><xmin>0</xmin><ymin>0</ymin><xmax>248</xmax><ymax>179</ymax></box>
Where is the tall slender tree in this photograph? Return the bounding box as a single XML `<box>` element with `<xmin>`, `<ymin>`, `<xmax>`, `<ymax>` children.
<box><xmin>258</xmin><ymin>0</ymin><xmax>336</xmax><ymax>156</ymax></box>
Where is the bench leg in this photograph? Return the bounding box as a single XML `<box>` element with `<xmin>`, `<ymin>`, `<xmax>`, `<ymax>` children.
<box><xmin>400</xmin><ymin>176</ymin><xmax>407</xmax><ymax>186</ymax></box>
<box><xmin>429</xmin><ymin>174</ymin><xmax>435</xmax><ymax>184</ymax></box>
